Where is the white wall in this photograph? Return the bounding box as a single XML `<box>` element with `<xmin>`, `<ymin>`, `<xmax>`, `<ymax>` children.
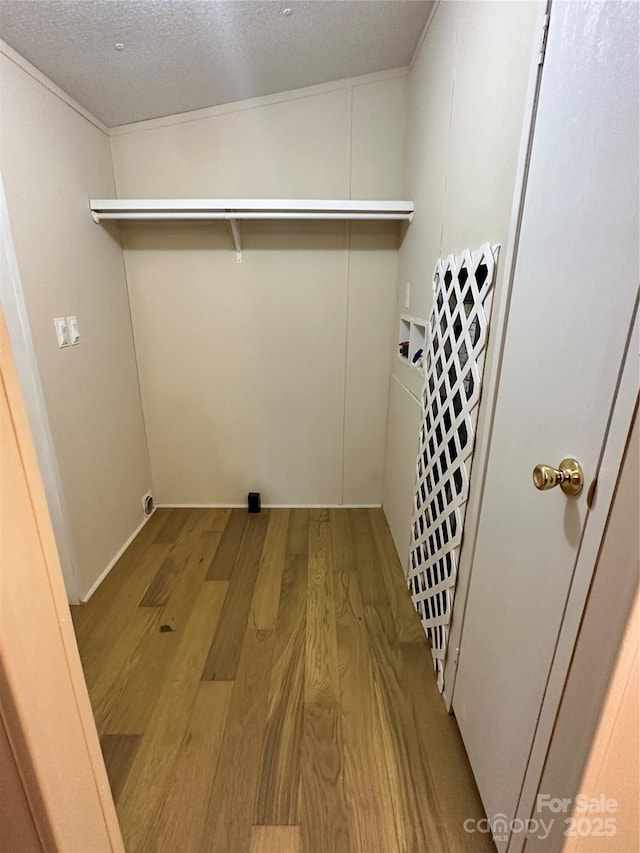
<box><xmin>110</xmin><ymin>72</ymin><xmax>406</xmax><ymax>506</ymax></box>
<box><xmin>0</xmin><ymin>46</ymin><xmax>152</xmax><ymax>599</ymax></box>
<box><xmin>564</xmin><ymin>592</ymin><xmax>639</xmax><ymax>853</ymax></box>
<box><xmin>382</xmin><ymin>2</ymin><xmax>538</xmax><ymax>559</ymax></box>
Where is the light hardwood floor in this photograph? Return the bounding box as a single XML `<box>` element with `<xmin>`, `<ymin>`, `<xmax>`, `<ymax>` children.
<box><xmin>71</xmin><ymin>508</ymin><xmax>493</xmax><ymax>853</ymax></box>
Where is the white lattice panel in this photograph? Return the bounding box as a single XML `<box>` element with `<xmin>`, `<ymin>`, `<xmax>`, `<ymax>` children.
<box><xmin>408</xmin><ymin>243</ymin><xmax>497</xmax><ymax>692</ymax></box>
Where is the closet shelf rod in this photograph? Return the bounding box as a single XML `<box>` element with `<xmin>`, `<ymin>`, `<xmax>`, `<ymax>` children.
<box><xmin>89</xmin><ymin>198</ymin><xmax>415</xmax><ymax>263</ymax></box>
<box><xmin>93</xmin><ymin>211</ymin><xmax>411</xmax><ymax>222</ymax></box>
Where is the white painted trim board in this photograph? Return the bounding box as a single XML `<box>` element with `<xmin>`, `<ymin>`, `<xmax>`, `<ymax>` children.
<box><xmin>156</xmin><ymin>503</ymin><xmax>383</xmax><ymax>510</ymax></box>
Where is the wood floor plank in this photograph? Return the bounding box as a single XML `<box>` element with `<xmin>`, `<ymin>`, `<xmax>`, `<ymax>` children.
<box><xmin>369</xmin><ymin>675</ymin><xmax>412</xmax><ymax>852</ymax></box>
<box><xmin>251</xmin><ymin>826</ymin><xmax>301</xmax><ymax>853</ymax></box>
<box><xmin>100</xmin><ymin>734</ymin><xmax>141</xmax><ymax>805</ymax></box>
<box><xmin>333</xmin><ymin>570</ymin><xmax>401</xmax><ymax>853</ymax></box>
<box><xmin>300</xmin><ymin>701</ymin><xmax>350</xmax><ymax>853</ymax></box>
<box><xmin>250</xmin><ymin>508</ymin><xmax>290</xmax><ymax>630</ymax></box>
<box><xmin>159</xmin><ymin>525</ymin><xmax>227</xmax><ymax>631</ymax></box>
<box><xmin>140</xmin><ymin>509</ymin><xmax>215</xmax><ymax>607</ymax></box>
<box><xmin>101</xmin><ymin>516</ymin><xmax>229</xmax><ymax>735</ymax></box>
<box><xmin>99</xmin><ymin>610</ymin><xmax>182</xmax><ymax>735</ymax></box>
<box><xmin>188</xmin><ymin>506</ymin><xmax>232</xmax><ymax>533</ymax></box>
<box><xmin>369</xmin><ymin>508</ymin><xmax>426</xmax><ymax>643</ymax></box>
<box><xmin>88</xmin><ymin>606</ymin><xmax>162</xmax><ymax>734</ymax></box>
<box><xmin>255</xmin><ymin>510</ymin><xmax>308</xmax><ymax>824</ymax></box>
<box><xmin>201</xmin><ymin>511</ymin><xmax>270</xmax><ymax>681</ymax></box>
<box><xmin>301</xmin><ymin>516</ymin><xmax>349</xmax><ymax>852</ymax></box>
<box><xmin>215</xmin><ymin>507</ymin><xmax>233</xmax><ymax>529</ymax></box>
<box><xmin>125</xmin><ymin>507</ymin><xmax>173</xmax><ymax>549</ymax></box>
<box><xmin>350</xmin><ymin>508</ymin><xmax>389</xmax><ymax>606</ymax></box>
<box><xmin>152</xmin><ymin>507</ymin><xmax>191</xmax><ymax>544</ymax></box>
<box><xmin>309</xmin><ymin>508</ymin><xmax>329</xmax><ymax>523</ymax></box>
<box><xmin>282</xmin><ymin>508</ymin><xmax>309</xmax><ymax>562</ymax></box>
<box><xmin>70</xmin><ymin>512</ymin><xmax>169</xmax><ymax>643</ymax></box>
<box><xmin>116</xmin><ymin>580</ymin><xmax>228</xmax><ymax>851</ymax></box>
<box><xmin>137</xmin><ymin>555</ymin><xmax>179</xmax><ymax>609</ymax></box>
<box><xmin>206</xmin><ymin>507</ymin><xmax>248</xmax><ymax>580</ymax></box>
<box><xmin>401</xmin><ymin>641</ymin><xmax>495</xmax><ymax>852</ymax></box>
<box><xmin>153</xmin><ymin>681</ymin><xmax>233</xmax><ymax>853</ymax></box>
<box><xmin>74</xmin><ymin>544</ymin><xmax>170</xmax><ymax>690</ymax></box>
<box><xmin>329</xmin><ymin>508</ymin><xmax>356</xmax><ymax>573</ymax></box>
<box><xmin>199</xmin><ymin>628</ymin><xmax>275</xmax><ymax>853</ymax></box>
<box><xmin>364</xmin><ymin>604</ymin><xmax>449</xmax><ymax>852</ymax></box>
<box><xmin>305</xmin><ymin>518</ymin><xmax>339</xmax><ymax>705</ymax></box>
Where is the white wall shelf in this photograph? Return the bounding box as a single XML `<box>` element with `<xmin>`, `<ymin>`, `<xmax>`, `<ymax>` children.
<box><xmin>398</xmin><ymin>314</ymin><xmax>426</xmax><ymax>375</ymax></box>
<box><xmin>89</xmin><ymin>198</ymin><xmax>414</xmax><ymax>263</ymax></box>
<box><xmin>409</xmin><ymin>318</ymin><xmax>426</xmax><ymax>376</ymax></box>
<box><xmin>398</xmin><ymin>315</ymin><xmax>411</xmax><ymax>365</ymax></box>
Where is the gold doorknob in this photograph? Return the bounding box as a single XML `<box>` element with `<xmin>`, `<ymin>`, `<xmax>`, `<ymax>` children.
<box><xmin>533</xmin><ymin>458</ymin><xmax>584</xmax><ymax>496</ymax></box>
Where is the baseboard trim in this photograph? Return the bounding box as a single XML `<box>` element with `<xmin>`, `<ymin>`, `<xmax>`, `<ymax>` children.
<box><xmin>80</xmin><ymin>510</ymin><xmax>155</xmax><ymax>603</ymax></box>
<box><xmin>156</xmin><ymin>503</ymin><xmax>383</xmax><ymax>509</ymax></box>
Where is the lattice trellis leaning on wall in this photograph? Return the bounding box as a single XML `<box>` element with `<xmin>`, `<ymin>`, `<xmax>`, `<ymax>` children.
<box><xmin>408</xmin><ymin>242</ymin><xmax>498</xmax><ymax>693</ymax></box>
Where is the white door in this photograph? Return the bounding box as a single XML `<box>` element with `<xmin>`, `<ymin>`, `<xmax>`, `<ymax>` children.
<box><xmin>451</xmin><ymin>1</ymin><xmax>638</xmax><ymax>849</ymax></box>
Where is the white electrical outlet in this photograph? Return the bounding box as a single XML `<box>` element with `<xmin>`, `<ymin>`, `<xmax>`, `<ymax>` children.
<box><xmin>54</xmin><ymin>317</ymin><xmax>69</xmax><ymax>348</ymax></box>
<box><xmin>404</xmin><ymin>281</ymin><xmax>411</xmax><ymax>309</ymax></box>
<box><xmin>67</xmin><ymin>315</ymin><xmax>80</xmax><ymax>345</ymax></box>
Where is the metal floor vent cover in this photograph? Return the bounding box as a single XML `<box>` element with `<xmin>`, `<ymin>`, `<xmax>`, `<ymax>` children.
<box><xmin>408</xmin><ymin>242</ymin><xmax>498</xmax><ymax>692</ymax></box>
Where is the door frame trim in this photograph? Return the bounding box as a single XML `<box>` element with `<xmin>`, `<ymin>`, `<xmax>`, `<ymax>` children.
<box><xmin>1</xmin><ymin>300</ymin><xmax>123</xmax><ymax>849</ymax></box>
<box><xmin>0</xmin><ymin>171</ymin><xmax>80</xmax><ymax>603</ymax></box>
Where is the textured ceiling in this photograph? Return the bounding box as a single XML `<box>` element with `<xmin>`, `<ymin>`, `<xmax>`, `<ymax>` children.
<box><xmin>0</xmin><ymin>0</ymin><xmax>432</xmax><ymax>127</ymax></box>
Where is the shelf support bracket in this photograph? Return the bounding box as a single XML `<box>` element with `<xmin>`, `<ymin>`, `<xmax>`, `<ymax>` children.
<box><xmin>229</xmin><ymin>218</ymin><xmax>242</xmax><ymax>263</ymax></box>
